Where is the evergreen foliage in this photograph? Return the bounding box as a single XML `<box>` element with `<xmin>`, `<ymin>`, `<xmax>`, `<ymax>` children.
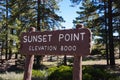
<box><xmin>73</xmin><ymin>0</ymin><xmax>120</xmax><ymax>65</ymax></box>
<box><xmin>0</xmin><ymin>0</ymin><xmax>64</xmax><ymax>59</ymax></box>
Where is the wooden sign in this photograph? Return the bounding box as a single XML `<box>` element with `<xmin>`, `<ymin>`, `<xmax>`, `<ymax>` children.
<box><xmin>20</xmin><ymin>28</ymin><xmax>91</xmax><ymax>56</ymax></box>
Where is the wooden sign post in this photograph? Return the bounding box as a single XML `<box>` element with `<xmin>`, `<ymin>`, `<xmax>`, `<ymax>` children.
<box><xmin>23</xmin><ymin>27</ymin><xmax>35</xmax><ymax>80</ymax></box>
<box><xmin>20</xmin><ymin>24</ymin><xmax>91</xmax><ymax>80</ymax></box>
<box><xmin>73</xmin><ymin>24</ymin><xmax>84</xmax><ymax>80</ymax></box>
<box><xmin>73</xmin><ymin>56</ymin><xmax>82</xmax><ymax>80</ymax></box>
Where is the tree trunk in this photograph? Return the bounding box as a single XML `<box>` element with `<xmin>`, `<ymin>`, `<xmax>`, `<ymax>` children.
<box><xmin>37</xmin><ymin>0</ymin><xmax>41</xmax><ymax>31</ymax></box>
<box><xmin>63</xmin><ymin>55</ymin><xmax>67</xmax><ymax>65</ymax></box>
<box><xmin>35</xmin><ymin>0</ymin><xmax>42</xmax><ymax>68</ymax></box>
<box><xmin>118</xmin><ymin>31</ymin><xmax>120</xmax><ymax>58</ymax></box>
<box><xmin>5</xmin><ymin>0</ymin><xmax>8</xmax><ymax>60</ymax></box>
<box><xmin>104</xmin><ymin>0</ymin><xmax>109</xmax><ymax>65</ymax></box>
<box><xmin>108</xmin><ymin>0</ymin><xmax>115</xmax><ymax>65</ymax></box>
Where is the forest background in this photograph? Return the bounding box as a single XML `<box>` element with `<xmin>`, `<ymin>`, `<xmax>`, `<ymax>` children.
<box><xmin>0</xmin><ymin>0</ymin><xmax>120</xmax><ymax>79</ymax></box>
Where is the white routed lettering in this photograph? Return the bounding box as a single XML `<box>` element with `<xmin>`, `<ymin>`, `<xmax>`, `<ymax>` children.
<box><xmin>64</xmin><ymin>46</ymin><xmax>68</xmax><ymax>51</ymax></box>
<box><xmin>80</xmin><ymin>32</ymin><xmax>85</xmax><ymax>40</ymax></box>
<box><xmin>48</xmin><ymin>34</ymin><xmax>52</xmax><ymax>42</ymax></box>
<box><xmin>43</xmin><ymin>35</ymin><xmax>47</xmax><ymax>42</ymax></box>
<box><xmin>73</xmin><ymin>33</ymin><xmax>79</xmax><ymax>41</ymax></box>
<box><xmin>29</xmin><ymin>46</ymin><xmax>31</xmax><ymax>51</ymax></box>
<box><xmin>23</xmin><ymin>36</ymin><xmax>27</xmax><ymax>43</ymax></box>
<box><xmin>68</xmin><ymin>46</ymin><xmax>72</xmax><ymax>51</ymax></box>
<box><xmin>29</xmin><ymin>45</ymin><xmax>57</xmax><ymax>51</ymax></box>
<box><xmin>23</xmin><ymin>32</ymin><xmax>85</xmax><ymax>43</ymax></box>
<box><xmin>59</xmin><ymin>34</ymin><xmax>64</xmax><ymax>42</ymax></box>
<box><xmin>59</xmin><ymin>32</ymin><xmax>86</xmax><ymax>42</ymax></box>
<box><xmin>28</xmin><ymin>36</ymin><xmax>32</xmax><ymax>43</ymax></box>
<box><xmin>65</xmin><ymin>34</ymin><xmax>70</xmax><ymax>41</ymax></box>
<box><xmin>32</xmin><ymin>36</ymin><xmax>38</xmax><ymax>42</ymax></box>
<box><xmin>73</xmin><ymin>46</ymin><xmax>77</xmax><ymax>51</ymax></box>
<box><xmin>23</xmin><ymin>34</ymin><xmax>53</xmax><ymax>43</ymax></box>
<box><xmin>60</xmin><ymin>45</ymin><xmax>76</xmax><ymax>51</ymax></box>
<box><xmin>38</xmin><ymin>35</ymin><xmax>42</xmax><ymax>42</ymax></box>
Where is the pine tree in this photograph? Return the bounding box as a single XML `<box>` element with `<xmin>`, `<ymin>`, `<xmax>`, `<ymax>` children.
<box><xmin>72</xmin><ymin>0</ymin><xmax>120</xmax><ymax>65</ymax></box>
<box><xmin>0</xmin><ymin>0</ymin><xmax>64</xmax><ymax>63</ymax></box>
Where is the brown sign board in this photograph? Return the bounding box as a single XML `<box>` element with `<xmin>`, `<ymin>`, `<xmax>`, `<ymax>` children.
<box><xmin>20</xmin><ymin>28</ymin><xmax>91</xmax><ymax>56</ymax></box>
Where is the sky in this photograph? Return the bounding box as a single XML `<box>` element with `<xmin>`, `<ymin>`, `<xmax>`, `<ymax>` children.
<box><xmin>57</xmin><ymin>0</ymin><xmax>80</xmax><ymax>29</ymax></box>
